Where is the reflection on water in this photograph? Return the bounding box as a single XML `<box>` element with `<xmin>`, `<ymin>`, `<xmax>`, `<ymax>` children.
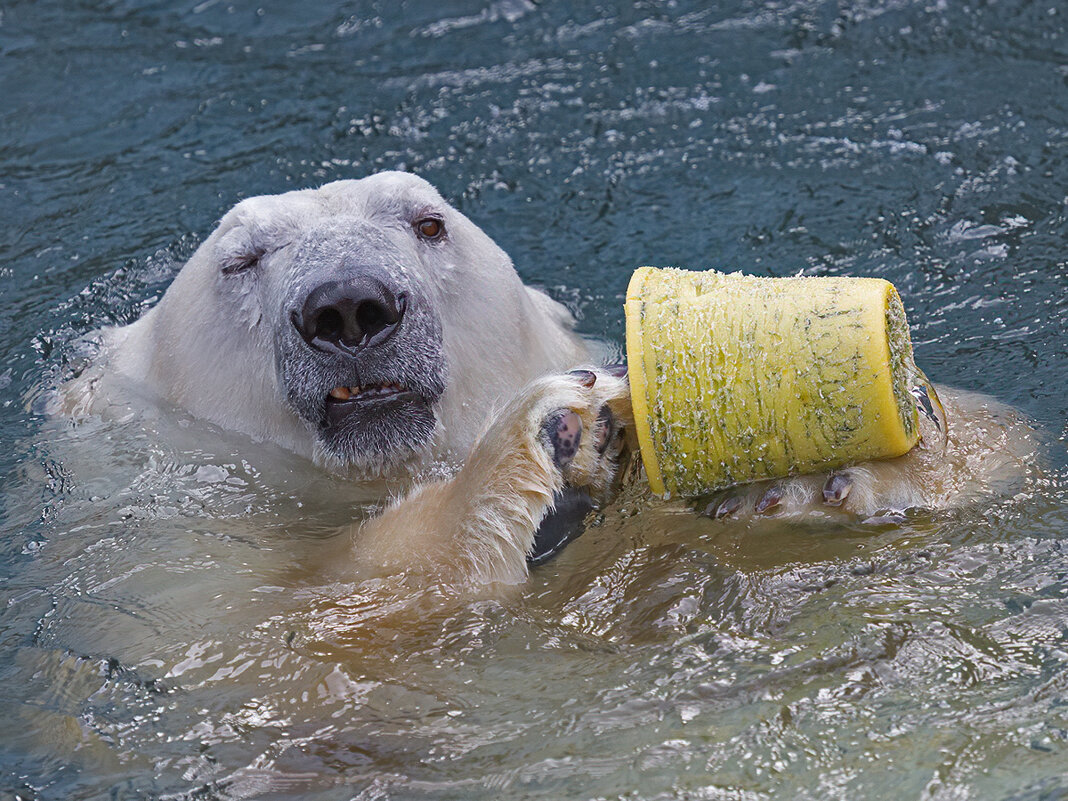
<box><xmin>1</xmin><ymin>0</ymin><xmax>1066</xmax><ymax>798</ymax></box>
<box><xmin>7</xmin><ymin>464</ymin><xmax>1067</xmax><ymax>799</ymax></box>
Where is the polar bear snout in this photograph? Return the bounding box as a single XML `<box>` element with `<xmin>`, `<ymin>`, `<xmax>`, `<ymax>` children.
<box><xmin>277</xmin><ymin>265</ymin><xmax>447</xmax><ymax>466</ymax></box>
<box><xmin>263</xmin><ymin>214</ymin><xmax>455</xmax><ymax>468</ymax></box>
<box><xmin>293</xmin><ymin>274</ymin><xmax>407</xmax><ymax>357</ymax></box>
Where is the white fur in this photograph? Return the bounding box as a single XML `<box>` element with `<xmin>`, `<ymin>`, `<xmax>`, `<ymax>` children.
<box><xmin>82</xmin><ymin>173</ymin><xmax>589</xmax><ymax>485</ymax></box>
<box><xmin>70</xmin><ymin>173</ymin><xmax>1039</xmax><ymax>589</ymax></box>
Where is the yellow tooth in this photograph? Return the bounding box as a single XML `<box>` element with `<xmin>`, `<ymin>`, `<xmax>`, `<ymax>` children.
<box><xmin>329</xmin><ymin>386</ymin><xmax>351</xmax><ymax>401</ymax></box>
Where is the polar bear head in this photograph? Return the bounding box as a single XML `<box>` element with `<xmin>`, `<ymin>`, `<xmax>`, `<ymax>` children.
<box><xmin>103</xmin><ymin>173</ymin><xmax>590</xmax><ymax>479</ymax></box>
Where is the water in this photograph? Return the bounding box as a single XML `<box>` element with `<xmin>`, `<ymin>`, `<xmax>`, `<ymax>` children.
<box><xmin>1</xmin><ymin>0</ymin><xmax>1066</xmax><ymax>798</ymax></box>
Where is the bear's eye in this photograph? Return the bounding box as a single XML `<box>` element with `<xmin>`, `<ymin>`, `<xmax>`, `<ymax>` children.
<box><xmin>221</xmin><ymin>248</ymin><xmax>266</xmax><ymax>275</ymax></box>
<box><xmin>413</xmin><ymin>216</ymin><xmax>445</xmax><ymax>242</ymax></box>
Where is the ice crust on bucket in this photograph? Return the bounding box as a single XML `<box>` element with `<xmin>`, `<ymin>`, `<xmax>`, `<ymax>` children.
<box><xmin>624</xmin><ymin>267</ymin><xmax>921</xmax><ymax>498</ymax></box>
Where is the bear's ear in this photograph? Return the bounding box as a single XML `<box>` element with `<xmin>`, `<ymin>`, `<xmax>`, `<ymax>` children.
<box><xmin>525</xmin><ymin>285</ymin><xmax>577</xmax><ymax>331</ymax></box>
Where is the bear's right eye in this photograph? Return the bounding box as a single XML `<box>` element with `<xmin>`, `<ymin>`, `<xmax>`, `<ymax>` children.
<box><xmin>221</xmin><ymin>248</ymin><xmax>265</xmax><ymax>275</ymax></box>
<box><xmin>413</xmin><ymin>216</ymin><xmax>446</xmax><ymax>242</ymax></box>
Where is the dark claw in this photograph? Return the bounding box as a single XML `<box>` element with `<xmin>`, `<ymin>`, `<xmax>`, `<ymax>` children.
<box><xmin>823</xmin><ymin>473</ymin><xmax>853</xmax><ymax>507</ymax></box>
<box><xmin>755</xmin><ymin>485</ymin><xmax>783</xmax><ymax>514</ymax></box>
<box><xmin>910</xmin><ymin>384</ymin><xmax>942</xmax><ymax>432</ymax></box>
<box><xmin>715</xmin><ymin>495</ymin><xmax>742</xmax><ymax>518</ymax></box>
<box><xmin>543</xmin><ymin>410</ymin><xmax>582</xmax><ymax>468</ymax></box>
<box><xmin>568</xmin><ymin>369</ymin><xmax>597</xmax><ymax>388</ymax></box>
<box><xmin>592</xmin><ymin>405</ymin><xmax>615</xmax><ymax>454</ymax></box>
<box><xmin>697</xmin><ymin>494</ymin><xmax>739</xmax><ymax>518</ymax></box>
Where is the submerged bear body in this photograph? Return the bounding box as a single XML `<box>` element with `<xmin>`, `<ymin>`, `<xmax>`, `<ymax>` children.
<box><xmin>66</xmin><ymin>172</ymin><xmax>1039</xmax><ymax>586</ymax></box>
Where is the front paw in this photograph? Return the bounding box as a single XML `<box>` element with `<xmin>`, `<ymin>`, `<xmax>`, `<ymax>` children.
<box><xmin>533</xmin><ymin>368</ymin><xmax>631</xmax><ymax>496</ymax></box>
<box><xmin>357</xmin><ymin>368</ymin><xmax>633</xmax><ymax>585</ymax></box>
<box><xmin>523</xmin><ymin>369</ymin><xmax>631</xmax><ymax>565</ymax></box>
<box><xmin>699</xmin><ymin>470</ymin><xmax>861</xmax><ymax>520</ymax></box>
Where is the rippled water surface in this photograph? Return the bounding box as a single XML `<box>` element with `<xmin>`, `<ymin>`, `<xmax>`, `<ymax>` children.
<box><xmin>2</xmin><ymin>1</ymin><xmax>1067</xmax><ymax>799</ymax></box>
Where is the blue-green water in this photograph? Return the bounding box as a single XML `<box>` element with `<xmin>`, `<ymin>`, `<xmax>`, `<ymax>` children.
<box><xmin>1</xmin><ymin>1</ymin><xmax>1066</xmax><ymax>799</ymax></box>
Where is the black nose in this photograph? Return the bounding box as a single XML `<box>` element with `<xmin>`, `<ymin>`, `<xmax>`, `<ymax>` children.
<box><xmin>294</xmin><ymin>276</ymin><xmax>406</xmax><ymax>356</ymax></box>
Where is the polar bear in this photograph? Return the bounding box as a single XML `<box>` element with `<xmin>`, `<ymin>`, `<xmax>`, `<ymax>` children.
<box><xmin>77</xmin><ymin>172</ymin><xmax>592</xmax><ymax>478</ymax></box>
<box><xmin>69</xmin><ymin>172</ymin><xmax>1036</xmax><ymax>587</ymax></box>
<box><xmin>68</xmin><ymin>172</ymin><xmax>633</xmax><ymax>583</ymax></box>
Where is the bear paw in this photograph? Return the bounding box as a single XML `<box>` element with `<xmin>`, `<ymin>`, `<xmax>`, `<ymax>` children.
<box><xmin>528</xmin><ymin>369</ymin><xmax>631</xmax><ymax>564</ymax></box>
<box><xmin>696</xmin><ymin>468</ymin><xmax>906</xmax><ymax>523</ymax></box>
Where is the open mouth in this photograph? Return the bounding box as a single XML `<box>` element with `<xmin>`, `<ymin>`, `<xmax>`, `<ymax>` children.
<box><xmin>317</xmin><ymin>377</ymin><xmax>438</xmax><ymax>464</ymax></box>
<box><xmin>325</xmin><ymin>382</ymin><xmax>414</xmax><ymax>405</ymax></box>
<box><xmin>322</xmin><ymin>380</ymin><xmax>426</xmax><ymax>437</ymax></box>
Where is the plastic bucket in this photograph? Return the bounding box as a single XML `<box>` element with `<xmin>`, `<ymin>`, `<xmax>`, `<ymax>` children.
<box><xmin>624</xmin><ymin>267</ymin><xmax>921</xmax><ymax>497</ymax></box>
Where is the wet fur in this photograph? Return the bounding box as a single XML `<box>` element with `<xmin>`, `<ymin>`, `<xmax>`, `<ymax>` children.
<box><xmin>72</xmin><ymin>173</ymin><xmax>1039</xmax><ymax>591</ymax></box>
<box><xmin>356</xmin><ymin>371</ymin><xmax>632</xmax><ymax>585</ymax></box>
<box><xmin>357</xmin><ymin>373</ymin><xmax>1036</xmax><ymax>588</ymax></box>
<box><xmin>697</xmin><ymin>387</ymin><xmax>1037</xmax><ymax>521</ymax></box>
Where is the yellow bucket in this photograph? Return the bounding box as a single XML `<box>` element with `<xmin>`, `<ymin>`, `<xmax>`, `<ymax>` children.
<box><xmin>624</xmin><ymin>267</ymin><xmax>921</xmax><ymax>497</ymax></box>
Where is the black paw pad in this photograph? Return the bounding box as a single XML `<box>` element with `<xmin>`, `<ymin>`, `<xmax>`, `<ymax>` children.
<box><xmin>528</xmin><ymin>488</ymin><xmax>595</xmax><ymax>566</ymax></box>
<box><xmin>543</xmin><ymin>410</ymin><xmax>582</xmax><ymax>468</ymax></box>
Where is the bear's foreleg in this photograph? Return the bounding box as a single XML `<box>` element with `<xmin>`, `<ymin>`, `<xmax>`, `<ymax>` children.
<box><xmin>353</xmin><ymin>369</ymin><xmax>632</xmax><ymax>586</ymax></box>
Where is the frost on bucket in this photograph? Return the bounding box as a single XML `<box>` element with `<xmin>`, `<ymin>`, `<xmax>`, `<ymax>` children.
<box><xmin>624</xmin><ymin>267</ymin><xmax>925</xmax><ymax>498</ymax></box>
